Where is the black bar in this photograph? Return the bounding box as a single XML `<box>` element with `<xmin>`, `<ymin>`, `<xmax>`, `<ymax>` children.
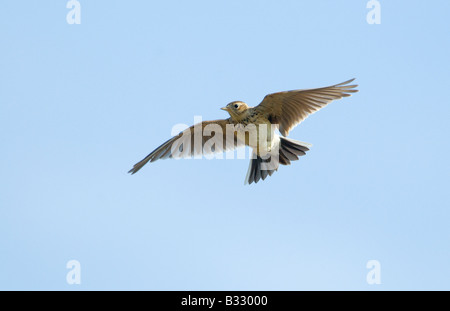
<box><xmin>0</xmin><ymin>291</ymin><xmax>427</xmax><ymax>309</ymax></box>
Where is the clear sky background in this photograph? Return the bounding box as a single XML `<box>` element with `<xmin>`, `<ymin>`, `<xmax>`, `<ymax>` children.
<box><xmin>1</xmin><ymin>1</ymin><xmax>449</xmax><ymax>290</ymax></box>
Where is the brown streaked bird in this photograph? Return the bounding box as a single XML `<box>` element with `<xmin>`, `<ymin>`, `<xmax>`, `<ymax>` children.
<box><xmin>129</xmin><ymin>79</ymin><xmax>358</xmax><ymax>184</ymax></box>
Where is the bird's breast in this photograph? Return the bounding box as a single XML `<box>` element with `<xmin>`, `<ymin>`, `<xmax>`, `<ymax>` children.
<box><xmin>235</xmin><ymin>114</ymin><xmax>275</xmax><ymax>153</ymax></box>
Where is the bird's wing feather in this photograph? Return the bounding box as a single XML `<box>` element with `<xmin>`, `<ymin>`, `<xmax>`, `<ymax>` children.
<box><xmin>253</xmin><ymin>79</ymin><xmax>358</xmax><ymax>136</ymax></box>
<box><xmin>128</xmin><ymin>119</ymin><xmax>243</xmax><ymax>174</ymax></box>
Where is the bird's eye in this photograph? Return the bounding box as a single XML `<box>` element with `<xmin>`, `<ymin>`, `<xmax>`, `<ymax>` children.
<box><xmin>234</xmin><ymin>104</ymin><xmax>239</xmax><ymax>109</ymax></box>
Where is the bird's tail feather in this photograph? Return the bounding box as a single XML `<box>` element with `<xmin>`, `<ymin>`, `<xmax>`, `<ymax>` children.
<box><xmin>245</xmin><ymin>137</ymin><xmax>311</xmax><ymax>185</ymax></box>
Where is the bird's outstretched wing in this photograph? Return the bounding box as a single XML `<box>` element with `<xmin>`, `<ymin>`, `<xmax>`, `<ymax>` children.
<box><xmin>128</xmin><ymin>119</ymin><xmax>242</xmax><ymax>174</ymax></box>
<box><xmin>253</xmin><ymin>79</ymin><xmax>358</xmax><ymax>136</ymax></box>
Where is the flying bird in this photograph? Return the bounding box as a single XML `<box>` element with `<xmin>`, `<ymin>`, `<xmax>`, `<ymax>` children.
<box><xmin>129</xmin><ymin>79</ymin><xmax>358</xmax><ymax>184</ymax></box>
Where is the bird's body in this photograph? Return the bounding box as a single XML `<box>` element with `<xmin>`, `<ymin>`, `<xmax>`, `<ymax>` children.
<box><xmin>223</xmin><ymin>103</ymin><xmax>275</xmax><ymax>154</ymax></box>
<box><xmin>129</xmin><ymin>79</ymin><xmax>358</xmax><ymax>184</ymax></box>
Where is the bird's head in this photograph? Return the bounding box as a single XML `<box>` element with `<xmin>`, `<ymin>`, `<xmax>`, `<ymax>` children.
<box><xmin>221</xmin><ymin>101</ymin><xmax>249</xmax><ymax>119</ymax></box>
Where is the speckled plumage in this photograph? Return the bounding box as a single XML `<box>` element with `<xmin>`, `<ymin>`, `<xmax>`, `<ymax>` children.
<box><xmin>129</xmin><ymin>79</ymin><xmax>358</xmax><ymax>184</ymax></box>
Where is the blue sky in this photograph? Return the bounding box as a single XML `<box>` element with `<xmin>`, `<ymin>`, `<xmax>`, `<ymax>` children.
<box><xmin>1</xmin><ymin>1</ymin><xmax>449</xmax><ymax>290</ymax></box>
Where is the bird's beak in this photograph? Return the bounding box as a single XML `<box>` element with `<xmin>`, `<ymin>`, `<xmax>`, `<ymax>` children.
<box><xmin>221</xmin><ymin>107</ymin><xmax>228</xmax><ymax>111</ymax></box>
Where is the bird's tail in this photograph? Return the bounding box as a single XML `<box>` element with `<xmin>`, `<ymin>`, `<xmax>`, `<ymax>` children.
<box><xmin>245</xmin><ymin>137</ymin><xmax>312</xmax><ymax>185</ymax></box>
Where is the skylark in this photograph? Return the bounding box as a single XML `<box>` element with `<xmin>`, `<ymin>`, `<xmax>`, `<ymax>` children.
<box><xmin>129</xmin><ymin>79</ymin><xmax>358</xmax><ymax>184</ymax></box>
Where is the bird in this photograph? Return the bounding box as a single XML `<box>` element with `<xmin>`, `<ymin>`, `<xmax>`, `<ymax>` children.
<box><xmin>128</xmin><ymin>79</ymin><xmax>358</xmax><ymax>184</ymax></box>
